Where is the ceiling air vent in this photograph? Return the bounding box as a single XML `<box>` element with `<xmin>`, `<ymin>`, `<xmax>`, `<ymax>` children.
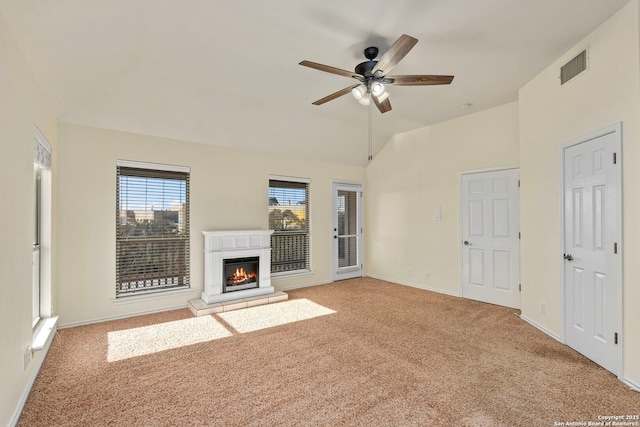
<box><xmin>560</xmin><ymin>49</ymin><xmax>587</xmax><ymax>85</ymax></box>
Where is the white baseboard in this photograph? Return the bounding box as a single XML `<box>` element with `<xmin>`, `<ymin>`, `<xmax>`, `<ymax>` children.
<box><xmin>275</xmin><ymin>280</ymin><xmax>332</xmax><ymax>292</ymax></box>
<box><xmin>622</xmin><ymin>377</ymin><xmax>640</xmax><ymax>393</ymax></box>
<box><xmin>58</xmin><ymin>303</ymin><xmax>189</xmax><ymax>329</ymax></box>
<box><xmin>519</xmin><ymin>314</ymin><xmax>563</xmax><ymax>342</ymax></box>
<box><xmin>367</xmin><ymin>274</ymin><xmax>461</xmax><ymax>298</ymax></box>
<box><xmin>521</xmin><ymin>316</ymin><xmax>640</xmax><ymax>394</ymax></box>
<box><xmin>10</xmin><ymin>323</ymin><xmax>58</xmax><ymax>427</ymax></box>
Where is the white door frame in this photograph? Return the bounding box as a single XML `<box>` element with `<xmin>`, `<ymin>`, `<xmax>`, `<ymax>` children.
<box><xmin>459</xmin><ymin>165</ymin><xmax>520</xmax><ymax>299</ymax></box>
<box><xmin>331</xmin><ymin>181</ymin><xmax>364</xmax><ymax>281</ymax></box>
<box><xmin>560</xmin><ymin>122</ymin><xmax>623</xmax><ymax>378</ymax></box>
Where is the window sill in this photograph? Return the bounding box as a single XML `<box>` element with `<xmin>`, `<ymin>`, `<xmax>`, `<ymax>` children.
<box><xmin>32</xmin><ymin>316</ymin><xmax>58</xmax><ymax>351</ymax></box>
<box><xmin>111</xmin><ymin>287</ymin><xmax>197</xmax><ymax>305</ymax></box>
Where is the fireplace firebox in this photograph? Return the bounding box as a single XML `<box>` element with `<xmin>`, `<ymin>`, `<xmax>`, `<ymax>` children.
<box><xmin>223</xmin><ymin>257</ymin><xmax>259</xmax><ymax>292</ymax></box>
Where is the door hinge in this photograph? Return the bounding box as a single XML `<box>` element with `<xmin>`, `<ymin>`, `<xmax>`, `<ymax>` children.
<box><xmin>519</xmin><ymin>232</ymin><xmax>521</xmax><ymax>239</ymax></box>
<box><xmin>614</xmin><ymin>242</ymin><xmax>618</xmax><ymax>254</ymax></box>
<box><xmin>614</xmin><ymin>332</ymin><xmax>618</xmax><ymax>344</ymax></box>
<box><xmin>613</xmin><ymin>152</ymin><xmax>617</xmax><ymax>164</ymax></box>
<box><xmin>518</xmin><ymin>179</ymin><xmax>520</xmax><ymax>188</ymax></box>
<box><xmin>519</xmin><ymin>284</ymin><xmax>521</xmax><ymax>292</ymax></box>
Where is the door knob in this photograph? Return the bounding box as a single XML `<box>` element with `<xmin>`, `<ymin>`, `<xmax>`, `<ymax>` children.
<box><xmin>563</xmin><ymin>253</ymin><xmax>574</xmax><ymax>261</ymax></box>
<box><xmin>463</xmin><ymin>241</ymin><xmax>470</xmax><ymax>246</ymax></box>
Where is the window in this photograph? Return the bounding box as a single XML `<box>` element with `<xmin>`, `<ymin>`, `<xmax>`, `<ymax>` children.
<box><xmin>268</xmin><ymin>178</ymin><xmax>310</xmax><ymax>274</ymax></box>
<box><xmin>33</xmin><ymin>128</ymin><xmax>52</xmax><ymax>328</ymax></box>
<box><xmin>33</xmin><ymin>164</ymin><xmax>42</xmax><ymax>327</ymax></box>
<box><xmin>116</xmin><ymin>161</ymin><xmax>190</xmax><ymax>297</ymax></box>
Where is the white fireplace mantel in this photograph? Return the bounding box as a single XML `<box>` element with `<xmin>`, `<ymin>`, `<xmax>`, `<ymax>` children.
<box><xmin>201</xmin><ymin>230</ymin><xmax>274</xmax><ymax>304</ymax></box>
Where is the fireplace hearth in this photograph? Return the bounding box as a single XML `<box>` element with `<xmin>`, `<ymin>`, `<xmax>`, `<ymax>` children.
<box><xmin>201</xmin><ymin>230</ymin><xmax>274</xmax><ymax>304</ymax></box>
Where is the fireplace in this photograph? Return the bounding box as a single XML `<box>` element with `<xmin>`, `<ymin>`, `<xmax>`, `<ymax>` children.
<box><xmin>201</xmin><ymin>230</ymin><xmax>274</xmax><ymax>304</ymax></box>
<box><xmin>224</xmin><ymin>257</ymin><xmax>259</xmax><ymax>292</ymax></box>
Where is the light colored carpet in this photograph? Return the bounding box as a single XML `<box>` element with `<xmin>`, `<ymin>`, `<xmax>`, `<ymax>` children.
<box><xmin>18</xmin><ymin>278</ymin><xmax>640</xmax><ymax>426</ymax></box>
<box><xmin>107</xmin><ymin>298</ymin><xmax>334</xmax><ymax>362</ymax></box>
<box><xmin>107</xmin><ymin>315</ymin><xmax>232</xmax><ymax>362</ymax></box>
<box><xmin>218</xmin><ymin>298</ymin><xmax>336</xmax><ymax>333</ymax></box>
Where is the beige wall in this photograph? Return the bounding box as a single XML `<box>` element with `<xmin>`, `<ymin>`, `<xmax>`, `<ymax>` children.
<box><xmin>56</xmin><ymin>123</ymin><xmax>365</xmax><ymax>326</ymax></box>
<box><xmin>365</xmin><ymin>102</ymin><xmax>520</xmax><ymax>294</ymax></box>
<box><xmin>0</xmin><ymin>14</ymin><xmax>58</xmax><ymax>426</ymax></box>
<box><xmin>519</xmin><ymin>0</ymin><xmax>640</xmax><ymax>384</ymax></box>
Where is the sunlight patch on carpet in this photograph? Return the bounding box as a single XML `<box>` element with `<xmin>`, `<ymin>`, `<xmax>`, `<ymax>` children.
<box><xmin>218</xmin><ymin>298</ymin><xmax>336</xmax><ymax>333</ymax></box>
<box><xmin>107</xmin><ymin>316</ymin><xmax>232</xmax><ymax>362</ymax></box>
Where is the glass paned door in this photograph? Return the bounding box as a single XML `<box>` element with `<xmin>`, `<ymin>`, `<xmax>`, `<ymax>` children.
<box><xmin>332</xmin><ymin>182</ymin><xmax>363</xmax><ymax>281</ymax></box>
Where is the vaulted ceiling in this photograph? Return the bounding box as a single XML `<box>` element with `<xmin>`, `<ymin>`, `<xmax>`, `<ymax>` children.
<box><xmin>0</xmin><ymin>0</ymin><xmax>630</xmax><ymax>166</ymax></box>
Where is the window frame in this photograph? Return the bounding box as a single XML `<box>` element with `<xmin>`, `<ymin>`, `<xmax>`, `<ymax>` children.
<box><xmin>268</xmin><ymin>176</ymin><xmax>311</xmax><ymax>276</ymax></box>
<box><xmin>32</xmin><ymin>164</ymin><xmax>42</xmax><ymax>327</ymax></box>
<box><xmin>115</xmin><ymin>160</ymin><xmax>191</xmax><ymax>297</ymax></box>
<box><xmin>32</xmin><ymin>126</ymin><xmax>57</xmax><ymax>352</ymax></box>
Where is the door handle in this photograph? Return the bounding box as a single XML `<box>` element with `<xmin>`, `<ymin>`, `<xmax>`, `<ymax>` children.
<box><xmin>563</xmin><ymin>253</ymin><xmax>574</xmax><ymax>261</ymax></box>
<box><xmin>463</xmin><ymin>241</ymin><xmax>470</xmax><ymax>246</ymax></box>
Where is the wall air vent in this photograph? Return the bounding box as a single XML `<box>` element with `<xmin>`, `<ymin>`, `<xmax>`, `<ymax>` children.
<box><xmin>560</xmin><ymin>49</ymin><xmax>587</xmax><ymax>85</ymax></box>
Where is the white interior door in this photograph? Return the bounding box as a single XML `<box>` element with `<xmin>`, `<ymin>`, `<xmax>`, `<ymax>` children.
<box><xmin>461</xmin><ymin>168</ymin><xmax>520</xmax><ymax>309</ymax></box>
<box><xmin>332</xmin><ymin>182</ymin><xmax>363</xmax><ymax>281</ymax></box>
<box><xmin>563</xmin><ymin>126</ymin><xmax>621</xmax><ymax>375</ymax></box>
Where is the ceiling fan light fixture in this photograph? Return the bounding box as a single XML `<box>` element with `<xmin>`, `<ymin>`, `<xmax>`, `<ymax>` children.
<box><xmin>358</xmin><ymin>92</ymin><xmax>371</xmax><ymax>106</ymax></box>
<box><xmin>376</xmin><ymin>91</ymin><xmax>390</xmax><ymax>102</ymax></box>
<box><xmin>351</xmin><ymin>84</ymin><xmax>366</xmax><ymax>100</ymax></box>
<box><xmin>371</xmin><ymin>81</ymin><xmax>385</xmax><ymax>97</ymax></box>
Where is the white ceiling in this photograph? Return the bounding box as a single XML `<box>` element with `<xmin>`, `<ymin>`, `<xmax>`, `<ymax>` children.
<box><xmin>0</xmin><ymin>0</ymin><xmax>630</xmax><ymax>166</ymax></box>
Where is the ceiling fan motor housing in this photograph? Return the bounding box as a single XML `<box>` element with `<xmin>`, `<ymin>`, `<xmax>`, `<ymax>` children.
<box><xmin>355</xmin><ymin>60</ymin><xmax>378</xmax><ymax>77</ymax></box>
<box><xmin>355</xmin><ymin>46</ymin><xmax>380</xmax><ymax>77</ymax></box>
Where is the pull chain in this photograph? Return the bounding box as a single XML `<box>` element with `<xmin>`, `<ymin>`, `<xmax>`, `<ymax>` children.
<box><xmin>368</xmin><ymin>101</ymin><xmax>373</xmax><ymax>161</ymax></box>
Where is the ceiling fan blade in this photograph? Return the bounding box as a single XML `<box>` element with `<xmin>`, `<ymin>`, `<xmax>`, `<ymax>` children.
<box><xmin>387</xmin><ymin>75</ymin><xmax>454</xmax><ymax>86</ymax></box>
<box><xmin>373</xmin><ymin>95</ymin><xmax>392</xmax><ymax>113</ymax></box>
<box><xmin>299</xmin><ymin>60</ymin><xmax>362</xmax><ymax>79</ymax></box>
<box><xmin>371</xmin><ymin>34</ymin><xmax>418</xmax><ymax>76</ymax></box>
<box><xmin>312</xmin><ymin>85</ymin><xmax>359</xmax><ymax>106</ymax></box>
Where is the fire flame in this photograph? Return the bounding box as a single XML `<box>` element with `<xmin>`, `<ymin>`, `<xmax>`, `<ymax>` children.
<box><xmin>229</xmin><ymin>267</ymin><xmax>256</xmax><ymax>285</ymax></box>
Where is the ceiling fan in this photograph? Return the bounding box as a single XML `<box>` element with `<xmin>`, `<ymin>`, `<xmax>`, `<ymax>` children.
<box><xmin>300</xmin><ymin>34</ymin><xmax>454</xmax><ymax>114</ymax></box>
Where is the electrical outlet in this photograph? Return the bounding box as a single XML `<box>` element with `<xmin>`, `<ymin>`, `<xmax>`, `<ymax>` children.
<box><xmin>23</xmin><ymin>346</ymin><xmax>32</xmax><ymax>370</ymax></box>
<box><xmin>425</xmin><ymin>271</ymin><xmax>431</xmax><ymax>280</ymax></box>
<box><xmin>407</xmin><ymin>269</ymin><xmax>413</xmax><ymax>277</ymax></box>
<box><xmin>541</xmin><ymin>303</ymin><xmax>547</xmax><ymax>315</ymax></box>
